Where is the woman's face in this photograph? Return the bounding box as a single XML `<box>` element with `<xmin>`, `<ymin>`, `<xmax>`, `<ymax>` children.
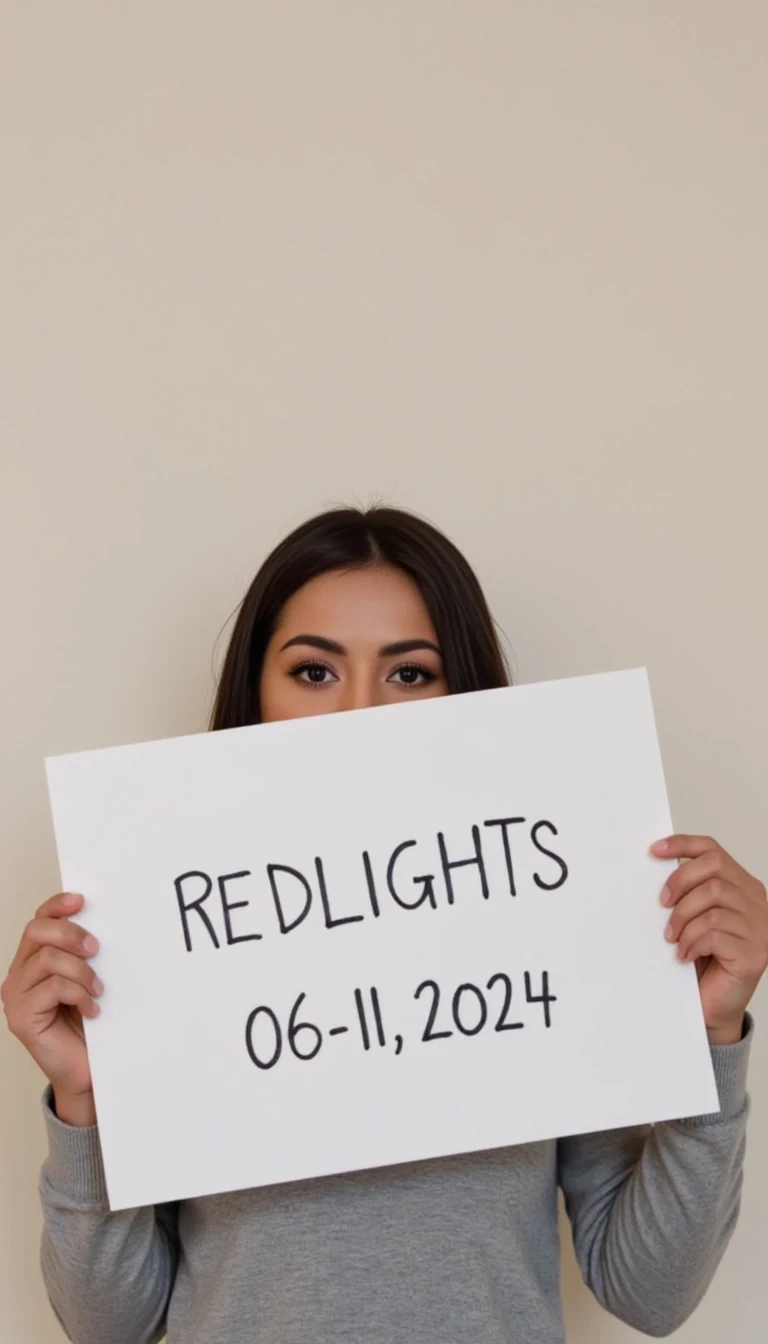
<box><xmin>259</xmin><ymin>564</ymin><xmax>449</xmax><ymax>723</ymax></box>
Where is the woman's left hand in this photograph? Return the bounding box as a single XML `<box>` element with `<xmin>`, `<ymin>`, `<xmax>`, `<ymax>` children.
<box><xmin>652</xmin><ymin>835</ymin><xmax>768</xmax><ymax>1045</ymax></box>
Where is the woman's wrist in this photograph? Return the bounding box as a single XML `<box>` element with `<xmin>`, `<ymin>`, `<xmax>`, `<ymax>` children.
<box><xmin>706</xmin><ymin>1015</ymin><xmax>745</xmax><ymax>1048</ymax></box>
<box><xmin>52</xmin><ymin>1086</ymin><xmax>97</xmax><ymax>1128</ymax></box>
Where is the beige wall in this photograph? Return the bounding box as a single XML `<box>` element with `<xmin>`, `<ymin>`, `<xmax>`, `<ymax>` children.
<box><xmin>2</xmin><ymin>2</ymin><xmax>766</xmax><ymax>1339</ymax></box>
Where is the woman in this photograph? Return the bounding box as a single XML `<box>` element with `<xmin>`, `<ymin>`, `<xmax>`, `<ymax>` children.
<box><xmin>3</xmin><ymin>505</ymin><xmax>767</xmax><ymax>1344</ymax></box>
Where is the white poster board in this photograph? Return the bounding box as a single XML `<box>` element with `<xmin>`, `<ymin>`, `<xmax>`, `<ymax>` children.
<box><xmin>45</xmin><ymin>668</ymin><xmax>718</xmax><ymax>1210</ymax></box>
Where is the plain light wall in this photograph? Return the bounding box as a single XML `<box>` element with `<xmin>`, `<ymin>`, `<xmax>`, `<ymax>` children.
<box><xmin>1</xmin><ymin>2</ymin><xmax>766</xmax><ymax>1340</ymax></box>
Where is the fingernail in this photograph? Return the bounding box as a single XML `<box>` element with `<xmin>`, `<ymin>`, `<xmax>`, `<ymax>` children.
<box><xmin>82</xmin><ymin>935</ymin><xmax>98</xmax><ymax>955</ymax></box>
<box><xmin>660</xmin><ymin>885</ymin><xmax>672</xmax><ymax>906</ymax></box>
<box><xmin>92</xmin><ymin>976</ymin><xmax>104</xmax><ymax>996</ymax></box>
<box><xmin>652</xmin><ymin>838</ymin><xmax>670</xmax><ymax>854</ymax></box>
<box><xmin>63</xmin><ymin>892</ymin><xmax>80</xmax><ymax>906</ymax></box>
<box><xmin>90</xmin><ymin>1001</ymin><xmax>101</xmax><ymax>1016</ymax></box>
<box><xmin>664</xmin><ymin>918</ymin><xmax>676</xmax><ymax>941</ymax></box>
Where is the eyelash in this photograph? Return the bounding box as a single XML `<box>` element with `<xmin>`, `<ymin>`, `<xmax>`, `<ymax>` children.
<box><xmin>288</xmin><ymin>660</ymin><xmax>335</xmax><ymax>688</ymax></box>
<box><xmin>392</xmin><ymin>662</ymin><xmax>437</xmax><ymax>688</ymax></box>
<box><xmin>288</xmin><ymin>659</ymin><xmax>437</xmax><ymax>690</ymax></box>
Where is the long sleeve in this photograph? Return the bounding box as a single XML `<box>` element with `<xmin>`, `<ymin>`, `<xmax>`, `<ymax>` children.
<box><xmin>39</xmin><ymin>1087</ymin><xmax>179</xmax><ymax>1344</ymax></box>
<box><xmin>557</xmin><ymin>1015</ymin><xmax>753</xmax><ymax>1337</ymax></box>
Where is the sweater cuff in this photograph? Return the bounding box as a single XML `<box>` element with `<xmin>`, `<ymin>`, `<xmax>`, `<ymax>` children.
<box><xmin>42</xmin><ymin>1085</ymin><xmax>109</xmax><ymax>1206</ymax></box>
<box><xmin>679</xmin><ymin>1012</ymin><xmax>754</xmax><ymax>1128</ymax></box>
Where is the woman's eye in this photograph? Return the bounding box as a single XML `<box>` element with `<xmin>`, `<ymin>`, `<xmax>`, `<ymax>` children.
<box><xmin>388</xmin><ymin>664</ymin><xmax>435</xmax><ymax>688</ymax></box>
<box><xmin>291</xmin><ymin>661</ymin><xmax>337</xmax><ymax>686</ymax></box>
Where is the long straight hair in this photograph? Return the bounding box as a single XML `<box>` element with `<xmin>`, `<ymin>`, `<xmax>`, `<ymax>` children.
<box><xmin>210</xmin><ymin>506</ymin><xmax>510</xmax><ymax>730</ymax></box>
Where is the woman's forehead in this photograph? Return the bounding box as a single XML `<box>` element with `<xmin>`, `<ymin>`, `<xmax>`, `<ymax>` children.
<box><xmin>272</xmin><ymin>566</ymin><xmax>437</xmax><ymax>642</ymax></box>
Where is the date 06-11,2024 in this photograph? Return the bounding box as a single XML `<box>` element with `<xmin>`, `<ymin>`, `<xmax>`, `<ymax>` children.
<box><xmin>244</xmin><ymin>970</ymin><xmax>556</xmax><ymax>1072</ymax></box>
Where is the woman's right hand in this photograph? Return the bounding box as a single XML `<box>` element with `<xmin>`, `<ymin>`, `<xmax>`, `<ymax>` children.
<box><xmin>1</xmin><ymin>892</ymin><xmax>102</xmax><ymax>1126</ymax></box>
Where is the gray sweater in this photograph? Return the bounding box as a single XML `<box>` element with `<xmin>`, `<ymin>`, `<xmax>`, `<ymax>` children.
<box><xmin>39</xmin><ymin>1019</ymin><xmax>752</xmax><ymax>1344</ymax></box>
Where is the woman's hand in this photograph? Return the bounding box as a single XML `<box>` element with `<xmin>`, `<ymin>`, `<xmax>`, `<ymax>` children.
<box><xmin>1</xmin><ymin>892</ymin><xmax>102</xmax><ymax>1125</ymax></box>
<box><xmin>652</xmin><ymin>835</ymin><xmax>768</xmax><ymax>1045</ymax></box>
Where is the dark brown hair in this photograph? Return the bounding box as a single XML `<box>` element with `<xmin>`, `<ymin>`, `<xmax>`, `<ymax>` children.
<box><xmin>209</xmin><ymin>506</ymin><xmax>510</xmax><ymax>730</ymax></box>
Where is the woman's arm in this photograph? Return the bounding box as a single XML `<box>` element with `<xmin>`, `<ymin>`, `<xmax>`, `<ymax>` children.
<box><xmin>40</xmin><ymin>1088</ymin><xmax>179</xmax><ymax>1344</ymax></box>
<box><xmin>559</xmin><ymin>829</ymin><xmax>765</xmax><ymax>1336</ymax></box>
<box><xmin>558</xmin><ymin>1018</ymin><xmax>751</xmax><ymax>1337</ymax></box>
<box><xmin>0</xmin><ymin>893</ymin><xmax>178</xmax><ymax>1342</ymax></box>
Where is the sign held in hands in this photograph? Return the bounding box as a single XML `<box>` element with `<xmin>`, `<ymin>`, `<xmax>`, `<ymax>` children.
<box><xmin>45</xmin><ymin>669</ymin><xmax>719</xmax><ymax>1210</ymax></box>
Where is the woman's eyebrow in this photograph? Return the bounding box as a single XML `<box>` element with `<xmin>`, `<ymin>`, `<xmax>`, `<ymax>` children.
<box><xmin>279</xmin><ymin>634</ymin><xmax>346</xmax><ymax>655</ymax></box>
<box><xmin>278</xmin><ymin>635</ymin><xmax>442</xmax><ymax>658</ymax></box>
<box><xmin>378</xmin><ymin>639</ymin><xmax>442</xmax><ymax>657</ymax></box>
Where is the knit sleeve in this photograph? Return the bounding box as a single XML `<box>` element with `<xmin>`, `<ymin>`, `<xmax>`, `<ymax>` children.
<box><xmin>39</xmin><ymin>1086</ymin><xmax>179</xmax><ymax>1344</ymax></box>
<box><xmin>557</xmin><ymin>1015</ymin><xmax>752</xmax><ymax>1336</ymax></box>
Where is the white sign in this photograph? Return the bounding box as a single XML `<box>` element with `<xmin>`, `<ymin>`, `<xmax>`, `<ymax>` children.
<box><xmin>45</xmin><ymin>669</ymin><xmax>718</xmax><ymax>1210</ymax></box>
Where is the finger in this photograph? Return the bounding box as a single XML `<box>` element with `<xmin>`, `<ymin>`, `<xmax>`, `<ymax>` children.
<box><xmin>23</xmin><ymin>976</ymin><xmax>100</xmax><ymax>1024</ymax></box>
<box><xmin>651</xmin><ymin>834</ymin><xmax>739</xmax><ymax>865</ymax></box>
<box><xmin>34</xmin><ymin>892</ymin><xmax>84</xmax><ymax>920</ymax></box>
<box><xmin>665</xmin><ymin>880</ymin><xmax>745</xmax><ymax>939</ymax></box>
<box><xmin>19</xmin><ymin>947</ymin><xmax>103</xmax><ymax>998</ymax></box>
<box><xmin>680</xmin><ymin>929</ymin><xmax>749</xmax><ymax>969</ymax></box>
<box><xmin>13</xmin><ymin>918</ymin><xmax>98</xmax><ymax>973</ymax></box>
<box><xmin>661</xmin><ymin>853</ymin><xmax>742</xmax><ymax>907</ymax></box>
<box><xmin>674</xmin><ymin>909</ymin><xmax>751</xmax><ymax>962</ymax></box>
